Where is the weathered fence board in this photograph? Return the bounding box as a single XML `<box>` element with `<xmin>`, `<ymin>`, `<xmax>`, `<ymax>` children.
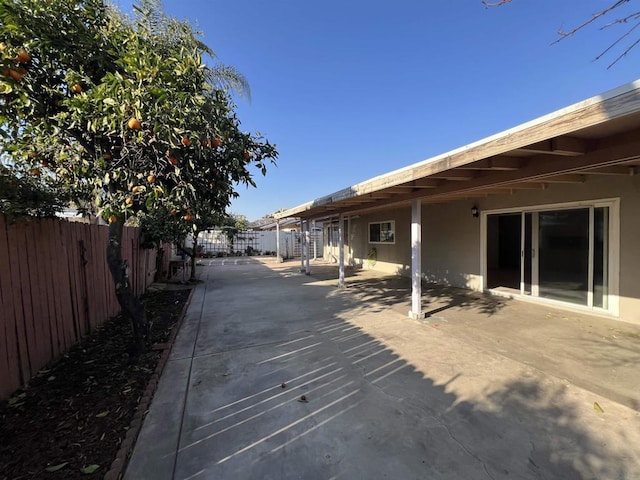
<box><xmin>0</xmin><ymin>214</ymin><xmax>19</xmax><ymax>393</ymax></box>
<box><xmin>0</xmin><ymin>215</ymin><xmax>158</xmax><ymax>400</ymax></box>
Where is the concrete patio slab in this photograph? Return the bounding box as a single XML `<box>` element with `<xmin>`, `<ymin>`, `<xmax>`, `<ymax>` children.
<box><xmin>125</xmin><ymin>259</ymin><xmax>640</xmax><ymax>480</ymax></box>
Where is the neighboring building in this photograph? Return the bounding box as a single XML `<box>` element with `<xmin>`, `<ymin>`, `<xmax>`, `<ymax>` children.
<box><xmin>274</xmin><ymin>80</ymin><xmax>640</xmax><ymax>325</ymax></box>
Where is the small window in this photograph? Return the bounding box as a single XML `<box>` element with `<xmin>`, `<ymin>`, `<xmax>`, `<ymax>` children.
<box><xmin>369</xmin><ymin>221</ymin><xmax>395</xmax><ymax>244</ymax></box>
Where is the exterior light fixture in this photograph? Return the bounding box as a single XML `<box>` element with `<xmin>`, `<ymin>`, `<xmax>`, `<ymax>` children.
<box><xmin>471</xmin><ymin>205</ymin><xmax>479</xmax><ymax>218</ymax></box>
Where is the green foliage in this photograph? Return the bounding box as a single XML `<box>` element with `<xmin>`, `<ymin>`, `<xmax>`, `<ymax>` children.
<box><xmin>0</xmin><ymin>163</ymin><xmax>68</xmax><ymax>217</ymax></box>
<box><xmin>0</xmin><ymin>0</ymin><xmax>277</xmax><ymax>226</ymax></box>
<box><xmin>221</xmin><ymin>212</ymin><xmax>248</xmax><ymax>246</ymax></box>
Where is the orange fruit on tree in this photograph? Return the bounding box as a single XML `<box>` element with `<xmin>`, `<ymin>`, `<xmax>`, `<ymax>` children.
<box><xmin>15</xmin><ymin>48</ymin><xmax>30</xmax><ymax>63</ymax></box>
<box><xmin>181</xmin><ymin>136</ymin><xmax>191</xmax><ymax>147</ymax></box>
<box><xmin>212</xmin><ymin>138</ymin><xmax>221</xmax><ymax>148</ymax></box>
<box><xmin>3</xmin><ymin>68</ymin><xmax>24</xmax><ymax>82</ymax></box>
<box><xmin>29</xmin><ymin>168</ymin><xmax>40</xmax><ymax>176</ymax></box>
<box><xmin>127</xmin><ymin>117</ymin><xmax>141</xmax><ymax>130</ymax></box>
<box><xmin>71</xmin><ymin>83</ymin><xmax>82</xmax><ymax>93</ymax></box>
<box><xmin>147</xmin><ymin>174</ymin><xmax>156</xmax><ymax>183</ymax></box>
<box><xmin>108</xmin><ymin>215</ymin><xmax>117</xmax><ymax>224</ymax></box>
<box><xmin>125</xmin><ymin>197</ymin><xmax>133</xmax><ymax>206</ymax></box>
<box><xmin>168</xmin><ymin>154</ymin><xmax>178</xmax><ymax>166</ymax></box>
<box><xmin>243</xmin><ymin>151</ymin><xmax>251</xmax><ymax>160</ymax></box>
<box><xmin>183</xmin><ymin>214</ymin><xmax>193</xmax><ymax>221</ymax></box>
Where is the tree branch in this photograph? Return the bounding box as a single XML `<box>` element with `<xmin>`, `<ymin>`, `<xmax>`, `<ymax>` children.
<box><xmin>594</xmin><ymin>17</ymin><xmax>640</xmax><ymax>66</ymax></box>
<box><xmin>482</xmin><ymin>0</ymin><xmax>512</xmax><ymax>6</ymax></box>
<box><xmin>553</xmin><ymin>0</ymin><xmax>632</xmax><ymax>43</ymax></box>
<box><xmin>483</xmin><ymin>0</ymin><xmax>640</xmax><ymax>67</ymax></box>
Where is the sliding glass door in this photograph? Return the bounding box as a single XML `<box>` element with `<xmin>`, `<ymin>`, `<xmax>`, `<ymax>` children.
<box><xmin>485</xmin><ymin>201</ymin><xmax>613</xmax><ymax>312</ymax></box>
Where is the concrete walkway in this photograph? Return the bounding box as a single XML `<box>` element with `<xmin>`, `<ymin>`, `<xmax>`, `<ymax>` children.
<box><xmin>125</xmin><ymin>260</ymin><xmax>640</xmax><ymax>480</ymax></box>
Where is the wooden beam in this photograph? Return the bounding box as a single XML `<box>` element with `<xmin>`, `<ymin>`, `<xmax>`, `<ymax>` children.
<box><xmin>379</xmin><ymin>187</ymin><xmax>410</xmax><ymax>194</ymax></box>
<box><xmin>490</xmin><ymin>156</ymin><xmax>526</xmax><ymax>170</ymax></box>
<box><xmin>516</xmin><ymin>136</ymin><xmax>587</xmax><ymax>156</ymax></box>
<box><xmin>504</xmin><ymin>182</ymin><xmax>547</xmax><ymax>190</ymax></box>
<box><xmin>422</xmin><ymin>193</ymin><xmax>490</xmax><ymax>203</ymax></box>
<box><xmin>458</xmin><ymin>156</ymin><xmax>524</xmax><ymax>170</ymax></box>
<box><xmin>552</xmin><ymin>137</ymin><xmax>588</xmax><ymax>156</ymax></box>
<box><xmin>412</xmin><ymin>178</ymin><xmax>441</xmax><ymax>188</ymax></box>
<box><xmin>516</xmin><ymin>140</ymin><xmax>552</xmax><ymax>154</ymax></box>
<box><xmin>429</xmin><ymin>170</ymin><xmax>476</xmax><ymax>181</ymax></box>
<box><xmin>335</xmin><ymin>200</ymin><xmax>369</xmax><ymax>206</ymax></box>
<box><xmin>582</xmin><ymin>165</ymin><xmax>637</xmax><ymax>175</ymax></box>
<box><xmin>539</xmin><ymin>174</ymin><xmax>586</xmax><ymax>183</ymax></box>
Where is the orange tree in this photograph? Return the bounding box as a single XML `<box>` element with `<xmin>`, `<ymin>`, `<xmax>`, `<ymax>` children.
<box><xmin>0</xmin><ymin>0</ymin><xmax>277</xmax><ymax>350</ymax></box>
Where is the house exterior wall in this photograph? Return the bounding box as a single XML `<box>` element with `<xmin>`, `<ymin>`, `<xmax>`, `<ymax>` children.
<box><xmin>348</xmin><ymin>210</ymin><xmax>412</xmax><ymax>275</ymax></box>
<box><xmin>323</xmin><ymin>220</ymin><xmax>351</xmax><ymax>264</ymax></box>
<box><xmin>344</xmin><ymin>175</ymin><xmax>640</xmax><ymax>325</ymax></box>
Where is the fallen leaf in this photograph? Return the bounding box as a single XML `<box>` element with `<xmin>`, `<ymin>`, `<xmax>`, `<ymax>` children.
<box><xmin>8</xmin><ymin>392</ymin><xmax>26</xmax><ymax>406</ymax></box>
<box><xmin>45</xmin><ymin>462</ymin><xmax>68</xmax><ymax>472</ymax></box>
<box><xmin>80</xmin><ymin>464</ymin><xmax>100</xmax><ymax>474</ymax></box>
<box><xmin>593</xmin><ymin>402</ymin><xmax>604</xmax><ymax>414</ymax></box>
<box><xmin>95</xmin><ymin>411</ymin><xmax>109</xmax><ymax>418</ymax></box>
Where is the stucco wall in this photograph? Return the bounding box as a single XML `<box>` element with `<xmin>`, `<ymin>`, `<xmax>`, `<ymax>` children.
<box><xmin>475</xmin><ymin>175</ymin><xmax>640</xmax><ymax>324</ymax></box>
<box><xmin>349</xmin><ymin>209</ymin><xmax>412</xmax><ymax>274</ymax></box>
<box><xmin>422</xmin><ymin>202</ymin><xmax>483</xmax><ymax>290</ymax></box>
<box><xmin>346</xmin><ymin>174</ymin><xmax>640</xmax><ymax>325</ymax></box>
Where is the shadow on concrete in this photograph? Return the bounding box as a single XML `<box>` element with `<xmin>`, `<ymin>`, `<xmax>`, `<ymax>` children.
<box><xmin>303</xmin><ymin>263</ymin><xmax>506</xmax><ymax>318</ymax></box>
<box><xmin>126</xmin><ymin>260</ymin><xmax>639</xmax><ymax>480</ymax></box>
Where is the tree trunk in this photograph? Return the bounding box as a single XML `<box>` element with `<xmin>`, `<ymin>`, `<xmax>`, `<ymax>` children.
<box><xmin>189</xmin><ymin>230</ymin><xmax>199</xmax><ymax>282</ymax></box>
<box><xmin>106</xmin><ymin>220</ymin><xmax>148</xmax><ymax>353</ymax></box>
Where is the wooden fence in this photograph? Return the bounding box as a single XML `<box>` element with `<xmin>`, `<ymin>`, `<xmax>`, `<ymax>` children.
<box><xmin>0</xmin><ymin>214</ymin><xmax>162</xmax><ymax>400</ymax></box>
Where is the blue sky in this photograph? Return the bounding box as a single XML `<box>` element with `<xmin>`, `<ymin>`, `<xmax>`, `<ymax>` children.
<box><xmin>115</xmin><ymin>0</ymin><xmax>639</xmax><ymax>221</ymax></box>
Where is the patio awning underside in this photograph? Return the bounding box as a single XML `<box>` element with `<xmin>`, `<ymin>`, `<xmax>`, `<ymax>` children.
<box><xmin>274</xmin><ymin>82</ymin><xmax>640</xmax><ymax>221</ymax></box>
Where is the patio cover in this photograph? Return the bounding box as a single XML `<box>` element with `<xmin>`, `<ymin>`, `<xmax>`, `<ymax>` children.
<box><xmin>273</xmin><ymin>80</ymin><xmax>640</xmax><ymax>221</ymax></box>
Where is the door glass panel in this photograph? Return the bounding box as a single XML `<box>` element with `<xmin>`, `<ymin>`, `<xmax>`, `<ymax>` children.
<box><xmin>523</xmin><ymin>212</ymin><xmax>532</xmax><ymax>295</ymax></box>
<box><xmin>593</xmin><ymin>207</ymin><xmax>609</xmax><ymax>308</ymax></box>
<box><xmin>538</xmin><ymin>209</ymin><xmax>589</xmax><ymax>305</ymax></box>
<box><xmin>487</xmin><ymin>213</ymin><xmax>521</xmax><ymax>290</ymax></box>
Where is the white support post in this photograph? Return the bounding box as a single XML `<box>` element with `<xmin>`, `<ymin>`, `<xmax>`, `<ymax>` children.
<box><xmin>305</xmin><ymin>221</ymin><xmax>311</xmax><ymax>275</ymax></box>
<box><xmin>300</xmin><ymin>219</ymin><xmax>305</xmax><ymax>272</ymax></box>
<box><xmin>338</xmin><ymin>213</ymin><xmax>345</xmax><ymax>288</ymax></box>
<box><xmin>312</xmin><ymin>220</ymin><xmax>317</xmax><ymax>260</ymax></box>
<box><xmin>346</xmin><ymin>215</ymin><xmax>351</xmax><ymax>266</ymax></box>
<box><xmin>276</xmin><ymin>219</ymin><xmax>281</xmax><ymax>263</ymax></box>
<box><xmin>409</xmin><ymin>199</ymin><xmax>424</xmax><ymax>319</ymax></box>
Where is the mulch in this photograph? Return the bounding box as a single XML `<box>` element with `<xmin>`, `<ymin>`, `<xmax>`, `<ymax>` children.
<box><xmin>0</xmin><ymin>286</ymin><xmax>192</xmax><ymax>480</ymax></box>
